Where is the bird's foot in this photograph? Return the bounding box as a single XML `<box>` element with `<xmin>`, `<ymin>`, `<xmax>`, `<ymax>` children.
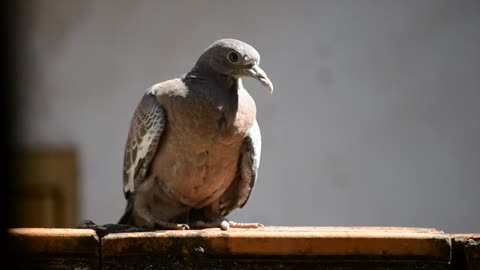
<box><xmin>222</xmin><ymin>220</ymin><xmax>264</xmax><ymax>230</ymax></box>
<box><xmin>148</xmin><ymin>218</ymin><xmax>190</xmax><ymax>230</ymax></box>
<box><xmin>172</xmin><ymin>223</ymin><xmax>190</xmax><ymax>230</ymax></box>
<box><xmin>190</xmin><ymin>219</ymin><xmax>264</xmax><ymax>230</ymax></box>
<box><xmin>138</xmin><ymin>208</ymin><xmax>190</xmax><ymax>230</ymax></box>
<box><xmin>145</xmin><ymin>221</ymin><xmax>189</xmax><ymax>230</ymax></box>
<box><xmin>153</xmin><ymin>222</ymin><xmax>190</xmax><ymax>230</ymax></box>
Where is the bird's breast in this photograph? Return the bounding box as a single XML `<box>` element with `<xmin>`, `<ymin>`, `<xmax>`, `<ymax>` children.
<box><xmin>151</xmin><ymin>91</ymin><xmax>256</xmax><ymax>208</ymax></box>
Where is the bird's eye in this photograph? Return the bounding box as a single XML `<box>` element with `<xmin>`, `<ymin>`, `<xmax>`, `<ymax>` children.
<box><xmin>227</xmin><ymin>51</ymin><xmax>240</xmax><ymax>63</ymax></box>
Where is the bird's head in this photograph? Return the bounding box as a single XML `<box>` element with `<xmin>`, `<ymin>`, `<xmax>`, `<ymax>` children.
<box><xmin>194</xmin><ymin>38</ymin><xmax>273</xmax><ymax>93</ymax></box>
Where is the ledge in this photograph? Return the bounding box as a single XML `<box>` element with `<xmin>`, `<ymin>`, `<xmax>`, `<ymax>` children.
<box><xmin>102</xmin><ymin>226</ymin><xmax>450</xmax><ymax>258</ymax></box>
<box><xmin>451</xmin><ymin>234</ymin><xmax>480</xmax><ymax>270</ymax></box>
<box><xmin>8</xmin><ymin>226</ymin><xmax>478</xmax><ymax>269</ymax></box>
<box><xmin>9</xmin><ymin>228</ymin><xmax>100</xmax><ymax>270</ymax></box>
<box><xmin>101</xmin><ymin>226</ymin><xmax>451</xmax><ymax>269</ymax></box>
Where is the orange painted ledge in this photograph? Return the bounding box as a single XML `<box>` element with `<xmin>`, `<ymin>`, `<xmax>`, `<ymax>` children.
<box><xmin>102</xmin><ymin>226</ymin><xmax>451</xmax><ymax>260</ymax></box>
<box><xmin>9</xmin><ymin>228</ymin><xmax>99</xmax><ymax>254</ymax></box>
<box><xmin>9</xmin><ymin>228</ymin><xmax>100</xmax><ymax>270</ymax></box>
<box><xmin>9</xmin><ymin>226</ymin><xmax>479</xmax><ymax>269</ymax></box>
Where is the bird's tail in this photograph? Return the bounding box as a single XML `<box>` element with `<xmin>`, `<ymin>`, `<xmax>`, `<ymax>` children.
<box><xmin>117</xmin><ymin>196</ymin><xmax>134</xmax><ymax>224</ymax></box>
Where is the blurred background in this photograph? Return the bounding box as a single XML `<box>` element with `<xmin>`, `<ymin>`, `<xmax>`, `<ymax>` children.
<box><xmin>6</xmin><ymin>0</ymin><xmax>480</xmax><ymax>232</ymax></box>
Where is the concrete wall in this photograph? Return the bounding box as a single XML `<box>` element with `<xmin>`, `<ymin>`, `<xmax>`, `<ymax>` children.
<box><xmin>17</xmin><ymin>0</ymin><xmax>480</xmax><ymax>232</ymax></box>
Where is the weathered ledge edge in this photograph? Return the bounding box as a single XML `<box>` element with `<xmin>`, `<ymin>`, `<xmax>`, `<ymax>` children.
<box><xmin>8</xmin><ymin>226</ymin><xmax>480</xmax><ymax>269</ymax></box>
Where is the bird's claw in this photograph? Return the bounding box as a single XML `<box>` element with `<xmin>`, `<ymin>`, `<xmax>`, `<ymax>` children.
<box><xmin>220</xmin><ymin>220</ymin><xmax>264</xmax><ymax>230</ymax></box>
<box><xmin>175</xmin><ymin>224</ymin><xmax>190</xmax><ymax>230</ymax></box>
<box><xmin>220</xmin><ymin>220</ymin><xmax>230</xmax><ymax>230</ymax></box>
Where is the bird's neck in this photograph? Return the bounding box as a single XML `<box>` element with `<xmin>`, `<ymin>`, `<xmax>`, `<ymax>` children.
<box><xmin>185</xmin><ymin>66</ymin><xmax>240</xmax><ymax>126</ymax></box>
<box><xmin>185</xmin><ymin>66</ymin><xmax>239</xmax><ymax>94</ymax></box>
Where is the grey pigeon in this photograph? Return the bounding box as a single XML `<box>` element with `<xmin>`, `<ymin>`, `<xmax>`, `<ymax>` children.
<box><xmin>118</xmin><ymin>39</ymin><xmax>273</xmax><ymax>230</ymax></box>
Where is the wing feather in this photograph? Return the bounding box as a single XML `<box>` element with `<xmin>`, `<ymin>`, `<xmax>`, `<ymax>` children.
<box><xmin>219</xmin><ymin>120</ymin><xmax>262</xmax><ymax>216</ymax></box>
<box><xmin>122</xmin><ymin>92</ymin><xmax>166</xmax><ymax>198</ymax></box>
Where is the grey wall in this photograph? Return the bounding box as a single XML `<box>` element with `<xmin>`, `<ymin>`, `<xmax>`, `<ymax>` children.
<box><xmin>17</xmin><ymin>0</ymin><xmax>480</xmax><ymax>232</ymax></box>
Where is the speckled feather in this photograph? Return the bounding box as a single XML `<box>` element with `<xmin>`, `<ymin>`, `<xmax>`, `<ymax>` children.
<box><xmin>122</xmin><ymin>93</ymin><xmax>165</xmax><ymax>198</ymax></box>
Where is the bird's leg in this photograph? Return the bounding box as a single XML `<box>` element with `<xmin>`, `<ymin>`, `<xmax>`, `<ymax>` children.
<box><xmin>225</xmin><ymin>220</ymin><xmax>264</xmax><ymax>229</ymax></box>
<box><xmin>137</xmin><ymin>208</ymin><xmax>190</xmax><ymax>230</ymax></box>
<box><xmin>189</xmin><ymin>219</ymin><xmax>225</xmax><ymax>229</ymax></box>
<box><xmin>190</xmin><ymin>218</ymin><xmax>263</xmax><ymax>230</ymax></box>
<box><xmin>189</xmin><ymin>203</ymin><xmax>264</xmax><ymax>230</ymax></box>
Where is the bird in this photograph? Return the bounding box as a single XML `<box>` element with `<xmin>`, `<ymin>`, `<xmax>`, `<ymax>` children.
<box><xmin>118</xmin><ymin>38</ymin><xmax>273</xmax><ymax>230</ymax></box>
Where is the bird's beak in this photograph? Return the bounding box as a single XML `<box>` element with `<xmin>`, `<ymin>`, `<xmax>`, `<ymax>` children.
<box><xmin>244</xmin><ymin>64</ymin><xmax>273</xmax><ymax>93</ymax></box>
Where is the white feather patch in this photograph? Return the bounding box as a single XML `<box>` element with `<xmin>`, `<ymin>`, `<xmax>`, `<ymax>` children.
<box><xmin>124</xmin><ymin>129</ymin><xmax>158</xmax><ymax>193</ymax></box>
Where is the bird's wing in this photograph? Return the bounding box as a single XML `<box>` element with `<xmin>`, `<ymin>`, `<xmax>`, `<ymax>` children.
<box><xmin>122</xmin><ymin>91</ymin><xmax>166</xmax><ymax>198</ymax></box>
<box><xmin>219</xmin><ymin>120</ymin><xmax>262</xmax><ymax>216</ymax></box>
